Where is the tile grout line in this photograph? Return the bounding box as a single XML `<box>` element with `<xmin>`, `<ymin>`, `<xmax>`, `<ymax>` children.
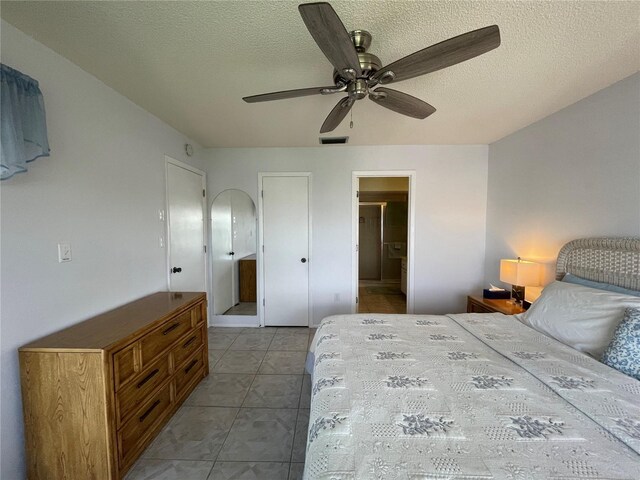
<box><xmin>289</xmin><ymin>407</ymin><xmax>302</xmax><ymax>465</ymax></box>
<box><xmin>265</xmin><ymin>331</ymin><xmax>277</xmax><ymax>351</ymax></box>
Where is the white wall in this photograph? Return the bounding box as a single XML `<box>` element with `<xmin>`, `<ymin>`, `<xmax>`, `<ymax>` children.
<box><xmin>485</xmin><ymin>73</ymin><xmax>640</xmax><ymax>294</ymax></box>
<box><xmin>205</xmin><ymin>145</ymin><xmax>489</xmax><ymax>326</ymax></box>
<box><xmin>0</xmin><ymin>21</ymin><xmax>205</xmax><ymax>479</ymax></box>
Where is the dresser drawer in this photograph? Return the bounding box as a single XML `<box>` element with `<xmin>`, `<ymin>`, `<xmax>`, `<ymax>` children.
<box><xmin>116</xmin><ymin>354</ymin><xmax>171</xmax><ymax>426</ymax></box>
<box><xmin>173</xmin><ymin>327</ymin><xmax>204</xmax><ymax>368</ymax></box>
<box><xmin>140</xmin><ymin>310</ymin><xmax>192</xmax><ymax>365</ymax></box>
<box><xmin>113</xmin><ymin>343</ymin><xmax>139</xmax><ymax>391</ymax></box>
<box><xmin>174</xmin><ymin>348</ymin><xmax>205</xmax><ymax>400</ymax></box>
<box><xmin>118</xmin><ymin>382</ymin><xmax>172</xmax><ymax>466</ymax></box>
<box><xmin>193</xmin><ymin>303</ymin><xmax>204</xmax><ymax>325</ymax></box>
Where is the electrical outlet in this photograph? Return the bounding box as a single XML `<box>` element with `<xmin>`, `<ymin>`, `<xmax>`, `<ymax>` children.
<box><xmin>58</xmin><ymin>243</ymin><xmax>72</xmax><ymax>263</ymax></box>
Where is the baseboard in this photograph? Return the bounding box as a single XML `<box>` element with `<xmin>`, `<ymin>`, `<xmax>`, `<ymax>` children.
<box><xmin>210</xmin><ymin>315</ymin><xmax>259</xmax><ymax>328</ymax></box>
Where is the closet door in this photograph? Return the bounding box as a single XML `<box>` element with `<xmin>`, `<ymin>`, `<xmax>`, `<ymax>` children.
<box><xmin>166</xmin><ymin>161</ymin><xmax>206</xmax><ymax>293</ymax></box>
<box><xmin>261</xmin><ymin>175</ymin><xmax>310</xmax><ymax>326</ymax></box>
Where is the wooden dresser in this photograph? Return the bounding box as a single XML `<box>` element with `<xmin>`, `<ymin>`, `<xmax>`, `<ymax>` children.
<box><xmin>19</xmin><ymin>291</ymin><xmax>208</xmax><ymax>480</ymax></box>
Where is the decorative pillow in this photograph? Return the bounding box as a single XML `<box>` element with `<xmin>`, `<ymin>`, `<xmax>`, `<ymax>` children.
<box><xmin>562</xmin><ymin>273</ymin><xmax>640</xmax><ymax>297</ymax></box>
<box><xmin>601</xmin><ymin>308</ymin><xmax>640</xmax><ymax>380</ymax></box>
<box><xmin>520</xmin><ymin>281</ymin><xmax>640</xmax><ymax>358</ymax></box>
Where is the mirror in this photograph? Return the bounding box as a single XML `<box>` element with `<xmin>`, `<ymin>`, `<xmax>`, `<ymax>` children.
<box><xmin>211</xmin><ymin>189</ymin><xmax>257</xmax><ymax>315</ymax></box>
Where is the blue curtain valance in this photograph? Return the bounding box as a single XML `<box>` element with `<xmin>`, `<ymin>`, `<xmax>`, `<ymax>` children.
<box><xmin>1</xmin><ymin>63</ymin><xmax>50</xmax><ymax>180</ymax></box>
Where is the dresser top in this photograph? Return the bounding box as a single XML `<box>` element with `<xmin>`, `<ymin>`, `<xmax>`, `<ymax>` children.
<box><xmin>20</xmin><ymin>292</ymin><xmax>206</xmax><ymax>352</ymax></box>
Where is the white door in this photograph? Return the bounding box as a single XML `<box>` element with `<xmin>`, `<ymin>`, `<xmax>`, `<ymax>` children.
<box><xmin>167</xmin><ymin>161</ymin><xmax>206</xmax><ymax>292</ymax></box>
<box><xmin>211</xmin><ymin>190</ymin><xmax>234</xmax><ymax>314</ymax></box>
<box><xmin>262</xmin><ymin>175</ymin><xmax>310</xmax><ymax>326</ymax></box>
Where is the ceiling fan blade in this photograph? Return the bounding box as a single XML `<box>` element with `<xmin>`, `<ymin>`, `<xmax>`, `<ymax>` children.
<box><xmin>243</xmin><ymin>86</ymin><xmax>338</xmax><ymax>103</ymax></box>
<box><xmin>299</xmin><ymin>2</ymin><xmax>362</xmax><ymax>77</ymax></box>
<box><xmin>372</xmin><ymin>25</ymin><xmax>500</xmax><ymax>84</ymax></box>
<box><xmin>370</xmin><ymin>88</ymin><xmax>436</xmax><ymax>119</ymax></box>
<box><xmin>320</xmin><ymin>97</ymin><xmax>354</xmax><ymax>133</ymax></box>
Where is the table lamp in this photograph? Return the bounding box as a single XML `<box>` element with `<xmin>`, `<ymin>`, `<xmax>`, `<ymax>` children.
<box><xmin>500</xmin><ymin>257</ymin><xmax>540</xmax><ymax>305</ymax></box>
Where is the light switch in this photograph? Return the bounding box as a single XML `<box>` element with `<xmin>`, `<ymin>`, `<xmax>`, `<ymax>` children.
<box><xmin>58</xmin><ymin>243</ymin><xmax>72</xmax><ymax>263</ymax></box>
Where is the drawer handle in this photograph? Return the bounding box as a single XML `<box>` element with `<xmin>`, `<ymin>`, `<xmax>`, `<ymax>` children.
<box><xmin>183</xmin><ymin>336</ymin><xmax>197</xmax><ymax>349</ymax></box>
<box><xmin>162</xmin><ymin>323</ymin><xmax>180</xmax><ymax>335</ymax></box>
<box><xmin>184</xmin><ymin>359</ymin><xmax>199</xmax><ymax>374</ymax></box>
<box><xmin>139</xmin><ymin>400</ymin><xmax>160</xmax><ymax>423</ymax></box>
<box><xmin>136</xmin><ymin>369</ymin><xmax>159</xmax><ymax>389</ymax></box>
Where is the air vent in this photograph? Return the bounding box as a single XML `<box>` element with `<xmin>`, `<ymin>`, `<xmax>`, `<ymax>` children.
<box><xmin>319</xmin><ymin>136</ymin><xmax>349</xmax><ymax>145</ymax></box>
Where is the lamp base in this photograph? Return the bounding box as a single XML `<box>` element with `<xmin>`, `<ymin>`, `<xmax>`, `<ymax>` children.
<box><xmin>511</xmin><ymin>285</ymin><xmax>525</xmax><ymax>305</ymax></box>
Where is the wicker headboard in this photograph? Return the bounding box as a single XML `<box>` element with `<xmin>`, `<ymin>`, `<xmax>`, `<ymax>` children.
<box><xmin>556</xmin><ymin>237</ymin><xmax>640</xmax><ymax>291</ymax></box>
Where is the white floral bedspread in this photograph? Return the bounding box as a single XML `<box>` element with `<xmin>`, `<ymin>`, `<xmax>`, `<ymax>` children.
<box><xmin>305</xmin><ymin>313</ymin><xmax>640</xmax><ymax>479</ymax></box>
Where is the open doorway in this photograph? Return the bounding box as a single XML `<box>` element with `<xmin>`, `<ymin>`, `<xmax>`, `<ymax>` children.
<box><xmin>356</xmin><ymin>176</ymin><xmax>410</xmax><ymax>314</ymax></box>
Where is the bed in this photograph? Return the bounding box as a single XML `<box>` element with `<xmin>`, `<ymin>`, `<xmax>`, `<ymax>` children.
<box><xmin>305</xmin><ymin>238</ymin><xmax>640</xmax><ymax>479</ymax></box>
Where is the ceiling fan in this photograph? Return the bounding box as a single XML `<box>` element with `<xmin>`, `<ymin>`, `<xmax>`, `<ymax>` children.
<box><xmin>243</xmin><ymin>2</ymin><xmax>501</xmax><ymax>134</ymax></box>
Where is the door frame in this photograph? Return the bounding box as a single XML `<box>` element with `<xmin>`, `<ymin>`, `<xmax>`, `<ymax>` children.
<box><xmin>352</xmin><ymin>171</ymin><xmax>416</xmax><ymax>313</ymax></box>
<box><xmin>165</xmin><ymin>156</ymin><xmax>208</xmax><ymax>303</ymax></box>
<box><xmin>257</xmin><ymin>172</ymin><xmax>312</xmax><ymax>327</ymax></box>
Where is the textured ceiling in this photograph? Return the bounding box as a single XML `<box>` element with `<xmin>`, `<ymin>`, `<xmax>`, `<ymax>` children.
<box><xmin>1</xmin><ymin>1</ymin><xmax>638</xmax><ymax>147</ymax></box>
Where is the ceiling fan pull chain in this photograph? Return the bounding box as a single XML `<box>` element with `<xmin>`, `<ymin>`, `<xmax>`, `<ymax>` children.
<box><xmin>350</xmin><ymin>107</ymin><xmax>354</xmax><ymax>129</ymax></box>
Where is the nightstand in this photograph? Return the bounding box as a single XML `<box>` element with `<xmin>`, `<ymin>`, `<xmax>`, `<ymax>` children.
<box><xmin>466</xmin><ymin>295</ymin><xmax>526</xmax><ymax>315</ymax></box>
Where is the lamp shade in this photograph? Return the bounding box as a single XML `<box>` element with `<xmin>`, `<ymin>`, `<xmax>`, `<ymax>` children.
<box><xmin>500</xmin><ymin>259</ymin><xmax>540</xmax><ymax>287</ymax></box>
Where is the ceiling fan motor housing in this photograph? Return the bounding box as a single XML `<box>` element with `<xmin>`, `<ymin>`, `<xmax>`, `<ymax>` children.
<box><xmin>333</xmin><ymin>30</ymin><xmax>382</xmax><ymax>86</ymax></box>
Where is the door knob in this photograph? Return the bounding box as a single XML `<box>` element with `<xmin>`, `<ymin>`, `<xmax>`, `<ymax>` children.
<box><xmin>172</xmin><ymin>267</ymin><xmax>182</xmax><ymax>273</ymax></box>
<box><xmin>229</xmin><ymin>251</ymin><xmax>235</xmax><ymax>256</ymax></box>
<box><xmin>301</xmin><ymin>258</ymin><xmax>307</xmax><ymax>263</ymax></box>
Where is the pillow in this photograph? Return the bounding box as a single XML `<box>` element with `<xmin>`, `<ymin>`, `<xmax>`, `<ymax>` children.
<box><xmin>520</xmin><ymin>281</ymin><xmax>640</xmax><ymax>358</ymax></box>
<box><xmin>562</xmin><ymin>273</ymin><xmax>640</xmax><ymax>297</ymax></box>
<box><xmin>601</xmin><ymin>308</ymin><xmax>640</xmax><ymax>380</ymax></box>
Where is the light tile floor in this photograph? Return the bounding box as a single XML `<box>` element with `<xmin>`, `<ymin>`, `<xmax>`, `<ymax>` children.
<box><xmin>126</xmin><ymin>326</ymin><xmax>315</xmax><ymax>480</ymax></box>
<box><xmin>223</xmin><ymin>302</ymin><xmax>257</xmax><ymax>315</ymax></box>
<box><xmin>357</xmin><ymin>280</ymin><xmax>406</xmax><ymax>314</ymax></box>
